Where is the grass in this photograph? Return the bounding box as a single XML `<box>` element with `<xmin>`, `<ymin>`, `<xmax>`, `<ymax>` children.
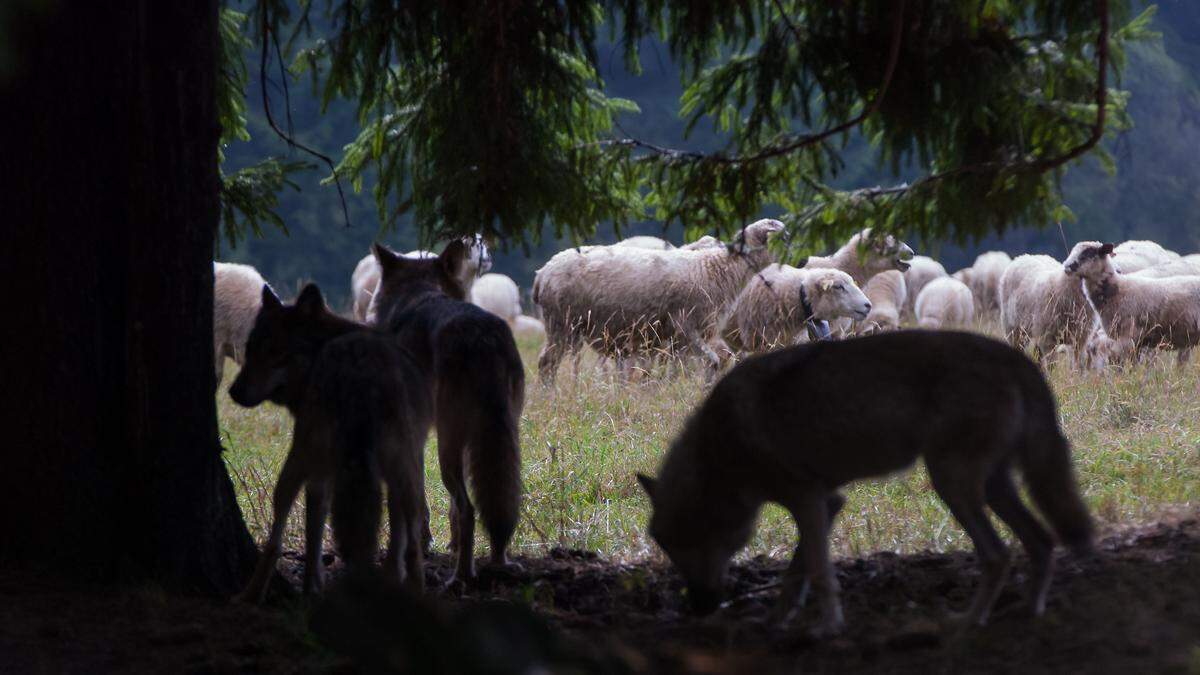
<box><xmin>218</xmin><ymin>328</ymin><xmax>1200</xmax><ymax>565</ymax></box>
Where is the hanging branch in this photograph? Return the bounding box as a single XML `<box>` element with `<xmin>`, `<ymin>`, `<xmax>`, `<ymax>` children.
<box><xmin>606</xmin><ymin>0</ymin><xmax>907</xmax><ymax>166</ymax></box>
<box><xmin>257</xmin><ymin>10</ymin><xmax>352</xmax><ymax>228</ymax></box>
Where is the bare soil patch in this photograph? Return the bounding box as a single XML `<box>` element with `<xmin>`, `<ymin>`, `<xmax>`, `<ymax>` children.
<box><xmin>2</xmin><ymin>517</ymin><xmax>1196</xmax><ymax>673</ymax></box>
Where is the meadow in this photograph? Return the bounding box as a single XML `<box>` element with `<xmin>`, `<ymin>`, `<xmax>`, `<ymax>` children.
<box><xmin>218</xmin><ymin>330</ymin><xmax>1200</xmax><ymax>565</ymax></box>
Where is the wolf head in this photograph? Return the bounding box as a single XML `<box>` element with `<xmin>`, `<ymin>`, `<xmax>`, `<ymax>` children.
<box><xmin>806</xmin><ymin>269</ymin><xmax>871</xmax><ymax>321</ymax></box>
<box><xmin>637</xmin><ymin>471</ymin><xmax>757</xmax><ymax>615</ymax></box>
<box><xmin>1062</xmin><ymin>241</ymin><xmax>1114</xmax><ymax>278</ymax></box>
<box><xmin>367</xmin><ymin>240</ymin><xmax>469</xmax><ymax>325</ymax></box>
<box><xmin>229</xmin><ymin>284</ymin><xmax>328</xmax><ymax>409</ymax></box>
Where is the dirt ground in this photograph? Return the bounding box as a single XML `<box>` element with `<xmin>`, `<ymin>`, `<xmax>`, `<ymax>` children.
<box><xmin>2</xmin><ymin>516</ymin><xmax>1197</xmax><ymax>673</ymax></box>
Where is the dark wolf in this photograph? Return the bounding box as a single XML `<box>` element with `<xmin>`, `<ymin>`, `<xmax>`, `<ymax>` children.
<box><xmin>229</xmin><ymin>284</ymin><xmax>433</xmax><ymax>602</ymax></box>
<box><xmin>637</xmin><ymin>330</ymin><xmax>1093</xmax><ymax>635</ymax></box>
<box><xmin>369</xmin><ymin>240</ymin><xmax>525</xmax><ymax>584</ymax></box>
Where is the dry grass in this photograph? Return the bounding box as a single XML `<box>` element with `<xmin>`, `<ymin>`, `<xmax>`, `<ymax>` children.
<box><xmin>218</xmin><ymin>327</ymin><xmax>1199</xmax><ymax>564</ymax></box>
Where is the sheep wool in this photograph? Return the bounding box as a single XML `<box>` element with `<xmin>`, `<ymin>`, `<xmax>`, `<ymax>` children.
<box><xmin>915</xmin><ymin>276</ymin><xmax>975</xmax><ymax>329</ymax></box>
<box><xmin>532</xmin><ymin>219</ymin><xmax>784</xmax><ymax>382</ymax></box>
<box><xmin>213</xmin><ymin>261</ymin><xmax>269</xmax><ymax>387</ymax></box>
<box><xmin>723</xmin><ymin>266</ymin><xmax>872</xmax><ymax>353</ymax></box>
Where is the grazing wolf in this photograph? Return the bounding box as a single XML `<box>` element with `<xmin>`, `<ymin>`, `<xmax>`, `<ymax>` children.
<box><xmin>637</xmin><ymin>330</ymin><xmax>1093</xmax><ymax>635</ymax></box>
<box><xmin>229</xmin><ymin>284</ymin><xmax>433</xmax><ymax>602</ymax></box>
<box><xmin>368</xmin><ymin>240</ymin><xmax>525</xmax><ymax>585</ymax></box>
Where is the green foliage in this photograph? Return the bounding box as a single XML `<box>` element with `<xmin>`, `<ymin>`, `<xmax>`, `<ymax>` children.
<box><xmin>217</xmin><ymin>6</ymin><xmax>314</xmax><ymax>251</ymax></box>
<box><xmin>251</xmin><ymin>1</ymin><xmax>1148</xmax><ymax>256</ymax></box>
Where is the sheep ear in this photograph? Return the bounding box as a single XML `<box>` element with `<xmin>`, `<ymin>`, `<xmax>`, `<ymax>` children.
<box><xmin>1099</xmin><ymin>243</ymin><xmax>1115</xmax><ymax>256</ymax></box>
<box><xmin>260</xmin><ymin>284</ymin><xmax>282</xmax><ymax>312</ymax></box>
<box><xmin>295</xmin><ymin>283</ymin><xmax>326</xmax><ymax>316</ymax></box>
<box><xmin>635</xmin><ymin>473</ymin><xmax>658</xmax><ymax>503</ymax></box>
<box><xmin>819</xmin><ymin>277</ymin><xmax>835</xmax><ymax>292</ymax></box>
<box><xmin>372</xmin><ymin>242</ymin><xmax>401</xmax><ymax>270</ymax></box>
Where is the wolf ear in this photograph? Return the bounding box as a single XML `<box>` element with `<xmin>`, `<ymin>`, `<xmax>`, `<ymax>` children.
<box><xmin>439</xmin><ymin>239</ymin><xmax>469</xmax><ymax>276</ymax></box>
<box><xmin>636</xmin><ymin>473</ymin><xmax>658</xmax><ymax>503</ymax></box>
<box><xmin>372</xmin><ymin>242</ymin><xmax>401</xmax><ymax>270</ymax></box>
<box><xmin>260</xmin><ymin>284</ymin><xmax>282</xmax><ymax>312</ymax></box>
<box><xmin>1099</xmin><ymin>242</ymin><xmax>1115</xmax><ymax>256</ymax></box>
<box><xmin>295</xmin><ymin>283</ymin><xmax>326</xmax><ymax>316</ymax></box>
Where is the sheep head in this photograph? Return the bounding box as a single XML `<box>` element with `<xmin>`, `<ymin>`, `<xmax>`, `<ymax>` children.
<box><xmin>1063</xmin><ymin>241</ymin><xmax>1115</xmax><ymax>278</ymax></box>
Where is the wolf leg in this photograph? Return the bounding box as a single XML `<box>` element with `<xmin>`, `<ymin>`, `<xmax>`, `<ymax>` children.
<box><xmin>437</xmin><ymin>419</ymin><xmax>476</xmax><ymax>585</ymax></box>
<box><xmin>303</xmin><ymin>481</ymin><xmax>331</xmax><ymax>595</ymax></box>
<box><xmin>793</xmin><ymin>492</ymin><xmax>843</xmax><ymax>636</ymax></box>
<box><xmin>985</xmin><ymin>467</ymin><xmax>1054</xmax><ymax>616</ymax></box>
<box><xmin>384</xmin><ymin>486</ymin><xmax>407</xmax><ymax>583</ymax></box>
<box><xmin>774</xmin><ymin>492</ymin><xmax>846</xmax><ymax>623</ymax></box>
<box><xmin>928</xmin><ymin>457</ymin><xmax>1011</xmax><ymax>627</ymax></box>
<box><xmin>236</xmin><ymin>450</ymin><xmax>306</xmax><ymax>603</ymax></box>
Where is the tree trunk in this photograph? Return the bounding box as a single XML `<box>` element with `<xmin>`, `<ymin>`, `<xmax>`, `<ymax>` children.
<box><xmin>0</xmin><ymin>1</ymin><xmax>257</xmax><ymax>593</ymax></box>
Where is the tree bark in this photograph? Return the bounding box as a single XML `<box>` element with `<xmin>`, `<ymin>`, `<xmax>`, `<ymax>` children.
<box><xmin>0</xmin><ymin>1</ymin><xmax>257</xmax><ymax>593</ymax></box>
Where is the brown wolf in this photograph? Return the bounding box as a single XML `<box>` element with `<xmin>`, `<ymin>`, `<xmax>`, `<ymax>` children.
<box><xmin>229</xmin><ymin>284</ymin><xmax>433</xmax><ymax>602</ymax></box>
<box><xmin>637</xmin><ymin>330</ymin><xmax>1093</xmax><ymax>635</ymax></box>
<box><xmin>369</xmin><ymin>240</ymin><xmax>525</xmax><ymax>585</ymax></box>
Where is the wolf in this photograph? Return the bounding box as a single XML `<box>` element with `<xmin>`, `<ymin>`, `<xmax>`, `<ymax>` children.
<box><xmin>368</xmin><ymin>240</ymin><xmax>525</xmax><ymax>585</ymax></box>
<box><xmin>637</xmin><ymin>330</ymin><xmax>1093</xmax><ymax>636</ymax></box>
<box><xmin>229</xmin><ymin>284</ymin><xmax>433</xmax><ymax>602</ymax></box>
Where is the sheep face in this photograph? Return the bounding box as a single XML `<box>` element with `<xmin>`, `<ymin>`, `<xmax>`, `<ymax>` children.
<box><xmin>464</xmin><ymin>233</ymin><xmax>493</xmax><ymax>275</ymax></box>
<box><xmin>857</xmin><ymin>228</ymin><xmax>915</xmax><ymax>273</ymax></box>
<box><xmin>810</xmin><ymin>270</ymin><xmax>872</xmax><ymax>321</ymax></box>
<box><xmin>1063</xmin><ymin>241</ymin><xmax>1114</xmax><ymax>279</ymax></box>
<box><xmin>733</xmin><ymin>219</ymin><xmax>785</xmax><ymax>251</ymax></box>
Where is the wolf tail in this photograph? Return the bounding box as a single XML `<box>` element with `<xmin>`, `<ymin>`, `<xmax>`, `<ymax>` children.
<box><xmin>331</xmin><ymin>423</ymin><xmax>384</xmax><ymax>570</ymax></box>
<box><xmin>466</xmin><ymin>370</ymin><xmax>523</xmax><ymax>558</ymax></box>
<box><xmin>1019</xmin><ymin>429</ymin><xmax>1094</xmax><ymax>555</ymax></box>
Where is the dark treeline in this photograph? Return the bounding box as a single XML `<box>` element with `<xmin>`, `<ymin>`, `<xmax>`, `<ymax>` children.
<box><xmin>222</xmin><ymin>1</ymin><xmax>1200</xmax><ymax>309</ymax></box>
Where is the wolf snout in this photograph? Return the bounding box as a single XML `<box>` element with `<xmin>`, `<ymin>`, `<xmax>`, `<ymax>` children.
<box><xmin>228</xmin><ymin>380</ymin><xmax>251</xmax><ymax>407</ymax></box>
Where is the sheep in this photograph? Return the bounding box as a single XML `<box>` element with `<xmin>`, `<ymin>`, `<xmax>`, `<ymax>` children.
<box><xmin>470</xmin><ymin>273</ymin><xmax>522</xmax><ymax>326</ymax></box>
<box><xmin>351</xmin><ymin>234</ymin><xmax>492</xmax><ymax>323</ymax></box>
<box><xmin>614</xmin><ymin>235</ymin><xmax>675</xmax><ymax>250</ymax></box>
<box><xmin>999</xmin><ymin>253</ymin><xmax>1092</xmax><ymax>365</ymax></box>
<box><xmin>722</xmin><ymin>266</ymin><xmax>872</xmax><ymax>354</ymax></box>
<box><xmin>680</xmin><ymin>235</ymin><xmax>723</xmax><ymax>250</ymax></box>
<box><xmin>915</xmin><ymin>276</ymin><xmax>975</xmax><ymax>329</ymax></box>
<box><xmin>1111</xmin><ymin>240</ymin><xmax>1179</xmax><ymax>274</ymax></box>
<box><xmin>1185</xmin><ymin>254</ymin><xmax>1200</xmax><ymax>271</ymax></box>
<box><xmin>902</xmin><ymin>255</ymin><xmax>948</xmax><ymax>318</ymax></box>
<box><xmin>1063</xmin><ymin>241</ymin><xmax>1200</xmax><ymax>365</ymax></box>
<box><xmin>953</xmin><ymin>251</ymin><xmax>1012</xmax><ymax>318</ymax></box>
<box><xmin>856</xmin><ymin>270</ymin><xmax>907</xmax><ymax>334</ymax></box>
<box><xmin>532</xmin><ymin>218</ymin><xmax>784</xmax><ymax>383</ymax></box>
<box><xmin>213</xmin><ymin>261</ymin><xmax>268</xmax><ymax>388</ymax></box>
<box><xmin>1129</xmin><ymin>258</ymin><xmax>1200</xmax><ymax>279</ymax></box>
<box><xmin>513</xmin><ymin>315</ymin><xmax>546</xmax><ymax>341</ymax></box>
<box><xmin>801</xmin><ymin>228</ymin><xmax>915</xmax><ymax>287</ymax></box>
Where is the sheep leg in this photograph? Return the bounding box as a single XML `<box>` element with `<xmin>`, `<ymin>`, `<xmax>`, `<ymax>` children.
<box><xmin>537</xmin><ymin>332</ymin><xmax>568</xmax><ymax>386</ymax></box>
<box><xmin>1176</xmin><ymin>347</ymin><xmax>1192</xmax><ymax>368</ymax></box>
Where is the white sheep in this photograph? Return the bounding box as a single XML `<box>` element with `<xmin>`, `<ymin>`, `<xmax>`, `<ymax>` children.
<box><xmin>614</xmin><ymin>235</ymin><xmax>675</xmax><ymax>250</ymax></box>
<box><xmin>1111</xmin><ymin>240</ymin><xmax>1179</xmax><ymax>274</ymax></box>
<box><xmin>999</xmin><ymin>253</ymin><xmax>1092</xmax><ymax>365</ymax></box>
<box><xmin>679</xmin><ymin>235</ymin><xmax>723</xmax><ymax>250</ymax></box>
<box><xmin>1129</xmin><ymin>258</ymin><xmax>1200</xmax><ymax>279</ymax></box>
<box><xmin>915</xmin><ymin>276</ymin><xmax>975</xmax><ymax>329</ymax></box>
<box><xmin>532</xmin><ymin>219</ymin><xmax>784</xmax><ymax>382</ymax></box>
<box><xmin>513</xmin><ymin>315</ymin><xmax>546</xmax><ymax>341</ymax></box>
<box><xmin>722</xmin><ymin>266</ymin><xmax>871</xmax><ymax>354</ymax></box>
<box><xmin>1064</xmin><ymin>241</ymin><xmax>1200</xmax><ymax>365</ymax></box>
<box><xmin>1184</xmin><ymin>253</ymin><xmax>1200</xmax><ymax>271</ymax></box>
<box><xmin>903</xmin><ymin>255</ymin><xmax>948</xmax><ymax>318</ymax></box>
<box><xmin>801</xmin><ymin>228</ymin><xmax>915</xmax><ymax>286</ymax></box>
<box><xmin>856</xmin><ymin>269</ymin><xmax>907</xmax><ymax>333</ymax></box>
<box><xmin>213</xmin><ymin>261</ymin><xmax>268</xmax><ymax>388</ymax></box>
<box><xmin>469</xmin><ymin>273</ymin><xmax>522</xmax><ymax>326</ymax></box>
<box><xmin>350</xmin><ymin>234</ymin><xmax>492</xmax><ymax>323</ymax></box>
<box><xmin>953</xmin><ymin>251</ymin><xmax>1012</xmax><ymax>318</ymax></box>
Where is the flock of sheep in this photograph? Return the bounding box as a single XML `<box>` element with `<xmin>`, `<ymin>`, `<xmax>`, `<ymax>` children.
<box><xmin>214</xmin><ymin>222</ymin><xmax>1200</xmax><ymax>389</ymax></box>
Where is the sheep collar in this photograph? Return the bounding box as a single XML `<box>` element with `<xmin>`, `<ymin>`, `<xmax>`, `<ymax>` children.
<box><xmin>799</xmin><ymin>284</ymin><xmax>832</xmax><ymax>341</ymax></box>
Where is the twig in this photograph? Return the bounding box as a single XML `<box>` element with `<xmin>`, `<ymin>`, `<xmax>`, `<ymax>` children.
<box><xmin>258</xmin><ymin>10</ymin><xmax>352</xmax><ymax>228</ymax></box>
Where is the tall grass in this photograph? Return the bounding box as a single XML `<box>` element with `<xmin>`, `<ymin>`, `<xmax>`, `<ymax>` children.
<box><xmin>219</xmin><ymin>331</ymin><xmax>1199</xmax><ymax>563</ymax></box>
